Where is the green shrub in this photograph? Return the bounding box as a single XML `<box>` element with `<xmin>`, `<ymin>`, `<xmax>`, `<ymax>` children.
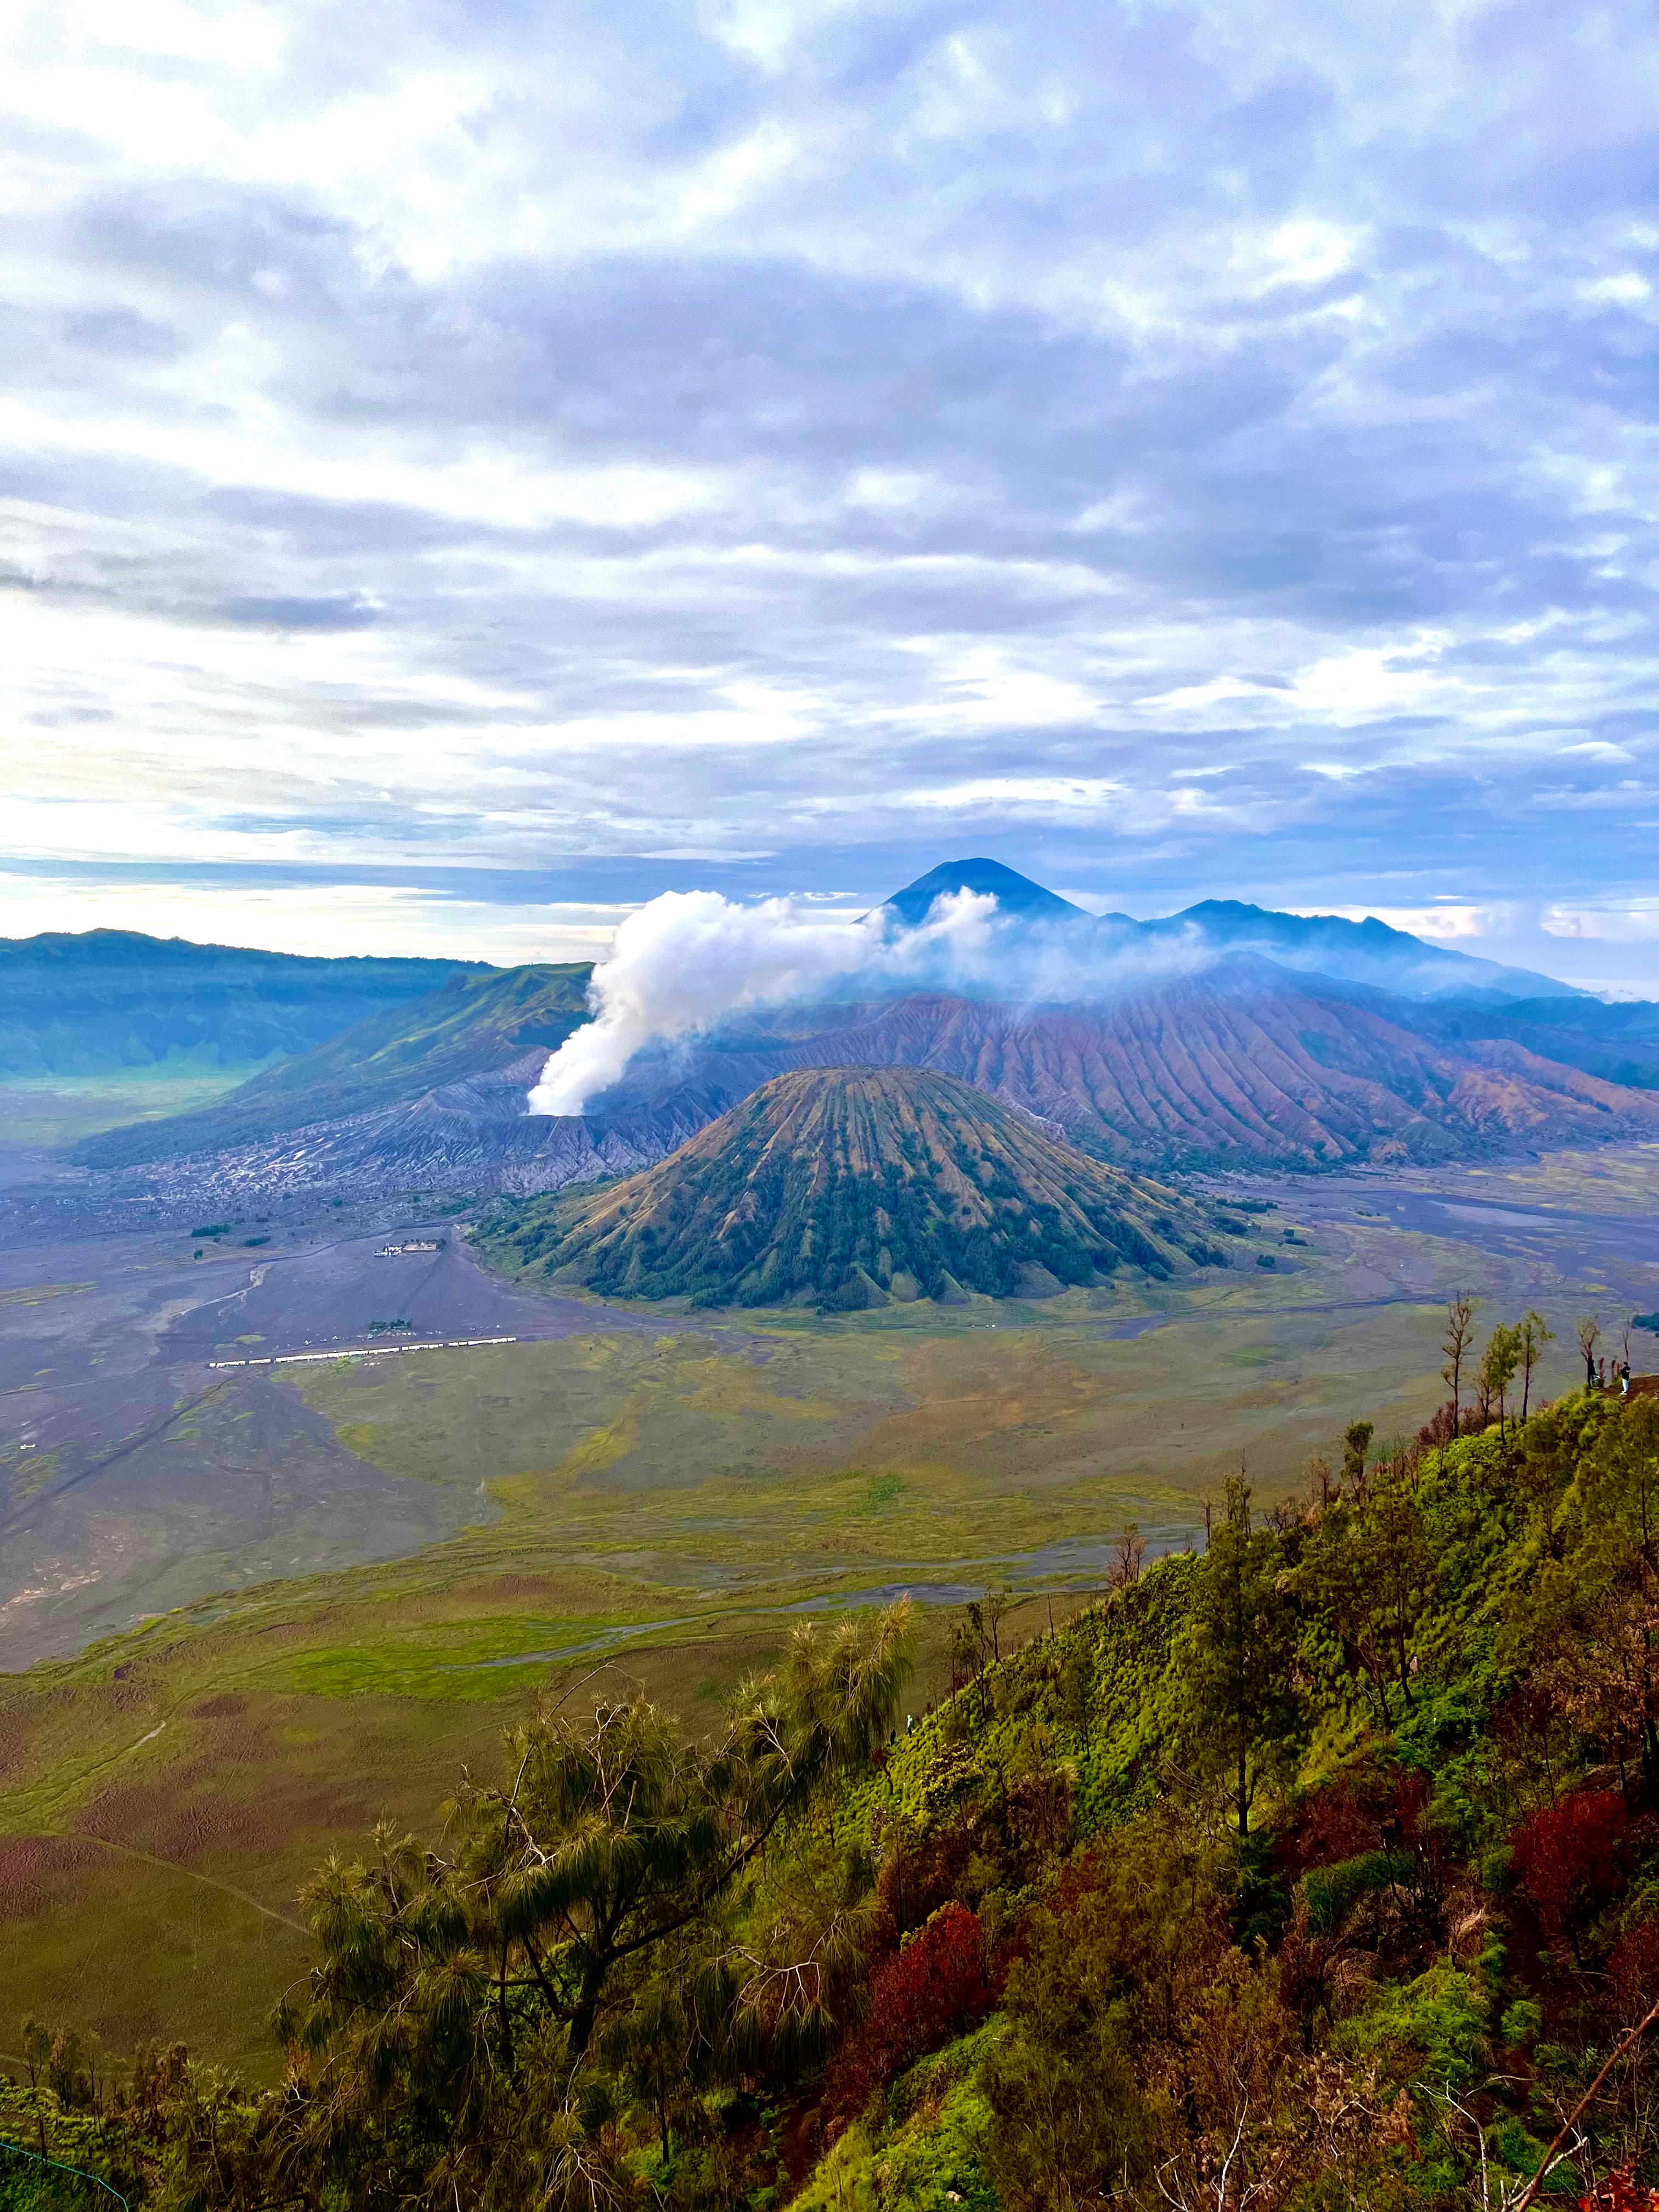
<box><xmin>1335</xmin><ymin>1963</ymin><xmax>1487</xmax><ymax>2090</ymax></box>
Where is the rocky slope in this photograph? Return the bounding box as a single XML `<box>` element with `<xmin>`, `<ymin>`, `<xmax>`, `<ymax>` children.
<box><xmin>477</xmin><ymin>1066</ymin><xmax>1232</xmax><ymax>1309</ymax></box>
<box><xmin>72</xmin><ymin>963</ymin><xmax>592</xmax><ymax>1169</ymax></box>
<box><xmin>95</xmin><ymin>958</ymin><xmax>1659</xmax><ymax>1209</ymax></box>
<box><xmin>1423</xmin><ymin>994</ymin><xmax>1659</xmax><ymax>1090</ymax></box>
<box><xmin>536</xmin><ymin>957</ymin><xmax>1655</xmax><ymax>1185</ymax></box>
<box><xmin>716</xmin><ymin>960</ymin><xmax>1648</xmax><ymax>1168</ymax></box>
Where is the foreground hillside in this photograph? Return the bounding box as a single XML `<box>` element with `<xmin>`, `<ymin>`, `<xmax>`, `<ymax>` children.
<box><xmin>475</xmin><ymin>1064</ymin><xmax>1231</xmax><ymax>1307</ymax></box>
<box><xmin>13</xmin><ymin>1369</ymin><xmax>1659</xmax><ymax>2207</ymax></box>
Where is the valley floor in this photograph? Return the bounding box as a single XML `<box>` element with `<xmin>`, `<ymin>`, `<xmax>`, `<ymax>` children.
<box><xmin>3</xmin><ymin>1127</ymin><xmax>1659</xmax><ymax>2069</ymax></box>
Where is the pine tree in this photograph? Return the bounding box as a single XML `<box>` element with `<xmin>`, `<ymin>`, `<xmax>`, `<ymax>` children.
<box><xmin>1183</xmin><ymin>1477</ymin><xmax>1302</xmax><ymax>1837</ymax></box>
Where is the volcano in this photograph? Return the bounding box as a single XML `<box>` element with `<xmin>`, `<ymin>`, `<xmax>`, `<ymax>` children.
<box><xmin>52</xmin><ymin>859</ymin><xmax>1655</xmax><ymax>1200</ymax></box>
<box><xmin>477</xmin><ymin>1065</ymin><xmax>1230</xmax><ymax>1311</ymax></box>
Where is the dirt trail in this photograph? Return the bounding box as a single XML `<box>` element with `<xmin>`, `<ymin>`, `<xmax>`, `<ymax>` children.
<box><xmin>76</xmin><ymin>1835</ymin><xmax>308</xmax><ymax>1936</ymax></box>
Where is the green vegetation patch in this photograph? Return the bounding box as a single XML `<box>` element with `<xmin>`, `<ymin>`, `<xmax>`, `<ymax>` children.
<box><xmin>5</xmin><ymin>1448</ymin><xmax>60</xmax><ymax>1502</ymax></box>
<box><xmin>266</xmin><ymin>1617</ymin><xmax>613</xmax><ymax>1701</ymax></box>
<box><xmin>793</xmin><ymin>2035</ymin><xmax>1000</xmax><ymax>2211</ymax></box>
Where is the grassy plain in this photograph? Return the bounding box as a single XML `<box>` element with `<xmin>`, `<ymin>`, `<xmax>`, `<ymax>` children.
<box><xmin>1417</xmin><ymin>1144</ymin><xmax>1659</xmax><ymax>1242</ymax></box>
<box><xmin>0</xmin><ymin>1172</ymin><xmax>1618</xmax><ymax>2074</ymax></box>
<box><xmin>0</xmin><ymin>1064</ymin><xmax>273</xmax><ymax>1151</ymax></box>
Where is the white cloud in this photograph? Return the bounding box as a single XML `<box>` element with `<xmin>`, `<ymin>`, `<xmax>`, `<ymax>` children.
<box><xmin>1578</xmin><ymin>274</ymin><xmax>1651</xmax><ymax>306</ymax></box>
<box><xmin>0</xmin><ymin>872</ymin><xmax>632</xmax><ymax>962</ymax></box>
<box><xmin>1542</xmin><ymin>901</ymin><xmax>1659</xmax><ymax>944</ymax></box>
<box><xmin>1560</xmin><ymin>740</ymin><xmax>1636</xmax><ymax>763</ymax></box>
<box><xmin>1286</xmin><ymin>902</ymin><xmax>1502</xmax><ymax>942</ymax></box>
<box><xmin>1234</xmin><ymin>218</ymin><xmax>1360</xmax><ymax>294</ymax></box>
<box><xmin>0</xmin><ymin>396</ymin><xmax>721</xmax><ymax>535</ymax></box>
<box><xmin>1288</xmin><ymin>639</ymin><xmax>1449</xmax><ymax>722</ymax></box>
<box><xmin>4</xmin><ymin>0</ymin><xmax>1659</xmax><ymax>944</ymax></box>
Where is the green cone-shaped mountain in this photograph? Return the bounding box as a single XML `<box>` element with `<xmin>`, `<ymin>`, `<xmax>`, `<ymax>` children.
<box><xmin>480</xmin><ymin>1066</ymin><xmax>1229</xmax><ymax>1310</ymax></box>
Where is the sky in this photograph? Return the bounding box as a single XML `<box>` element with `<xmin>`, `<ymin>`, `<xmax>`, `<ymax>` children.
<box><xmin>4</xmin><ymin>0</ymin><xmax>1659</xmax><ymax>989</ymax></box>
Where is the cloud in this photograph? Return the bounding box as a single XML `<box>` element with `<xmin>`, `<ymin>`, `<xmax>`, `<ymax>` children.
<box><xmin>1542</xmin><ymin>901</ymin><xmax>1659</xmax><ymax>945</ymax></box>
<box><xmin>0</xmin><ymin>868</ymin><xmax>631</xmax><ymax>962</ymax></box>
<box><xmin>527</xmin><ymin>888</ymin><xmax>1000</xmax><ymax>1114</ymax></box>
<box><xmin>219</xmin><ymin>592</ymin><xmax>381</xmax><ymax>630</ymax></box>
<box><xmin>1559</xmin><ymin>740</ymin><xmax>1635</xmax><ymax>764</ymax></box>
<box><xmin>1286</xmin><ymin>902</ymin><xmax>1508</xmax><ymax>943</ymax></box>
<box><xmin>3</xmin><ymin>0</ymin><xmax>1659</xmax><ymax>950</ymax></box>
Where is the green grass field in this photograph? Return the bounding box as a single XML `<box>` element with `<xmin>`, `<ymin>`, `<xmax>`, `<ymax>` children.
<box><xmin>0</xmin><ymin>1063</ymin><xmax>278</xmax><ymax>1150</ymax></box>
<box><xmin>0</xmin><ymin>1172</ymin><xmax>1612</xmax><ymax>2075</ymax></box>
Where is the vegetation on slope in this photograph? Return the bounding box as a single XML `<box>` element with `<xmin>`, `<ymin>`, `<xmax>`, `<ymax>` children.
<box><xmin>475</xmin><ymin>1064</ymin><xmax>1232</xmax><ymax>1309</ymax></box>
<box><xmin>1427</xmin><ymin>997</ymin><xmax>1659</xmax><ymax>1094</ymax></box>
<box><xmin>72</xmin><ymin>963</ymin><xmax>593</xmax><ymax>1168</ymax></box>
<box><xmin>20</xmin><ymin>1327</ymin><xmax>1659</xmax><ymax>2204</ymax></box>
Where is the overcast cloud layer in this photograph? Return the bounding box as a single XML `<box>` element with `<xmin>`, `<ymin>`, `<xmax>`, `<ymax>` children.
<box><xmin>4</xmin><ymin>0</ymin><xmax>1659</xmax><ymax>984</ymax></box>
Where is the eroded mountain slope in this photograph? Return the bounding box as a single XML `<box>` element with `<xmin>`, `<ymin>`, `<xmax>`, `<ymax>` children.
<box><xmin>478</xmin><ymin>1065</ymin><xmax>1230</xmax><ymax>1308</ymax></box>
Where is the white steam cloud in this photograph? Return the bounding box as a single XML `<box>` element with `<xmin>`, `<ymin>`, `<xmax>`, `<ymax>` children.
<box><xmin>527</xmin><ymin>888</ymin><xmax>1216</xmax><ymax>1119</ymax></box>
<box><xmin>527</xmin><ymin>888</ymin><xmax>1000</xmax><ymax>1116</ymax></box>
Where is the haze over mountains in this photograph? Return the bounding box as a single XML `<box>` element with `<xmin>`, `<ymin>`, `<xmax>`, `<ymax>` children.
<box><xmin>0</xmin><ymin>924</ymin><xmax>484</xmax><ymax>1079</ymax></box>
<box><xmin>76</xmin><ymin>964</ymin><xmax>591</xmax><ymax>1167</ymax></box>
<box><xmin>22</xmin><ymin>860</ymin><xmax>1659</xmax><ymax>1199</ymax></box>
<box><xmin>0</xmin><ymin>930</ymin><xmax>482</xmax><ymax>1079</ymax></box>
<box><xmin>879</xmin><ymin>860</ymin><xmax>1578</xmax><ymax>1002</ymax></box>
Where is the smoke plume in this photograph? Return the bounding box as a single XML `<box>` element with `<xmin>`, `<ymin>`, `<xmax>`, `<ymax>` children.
<box><xmin>527</xmin><ymin>887</ymin><xmax>1212</xmax><ymax>1119</ymax></box>
<box><xmin>527</xmin><ymin>889</ymin><xmax>999</xmax><ymax>1116</ymax></box>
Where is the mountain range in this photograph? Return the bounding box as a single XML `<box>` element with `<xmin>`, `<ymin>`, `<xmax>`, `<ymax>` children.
<box><xmin>25</xmin><ymin>860</ymin><xmax>1659</xmax><ymax>1195</ymax></box>
<box><xmin>879</xmin><ymin>857</ymin><xmax>1578</xmax><ymax>1000</ymax></box>
<box><xmin>74</xmin><ymin>963</ymin><xmax>591</xmax><ymax>1167</ymax></box>
<box><xmin>0</xmin><ymin>929</ymin><xmax>483</xmax><ymax>1079</ymax></box>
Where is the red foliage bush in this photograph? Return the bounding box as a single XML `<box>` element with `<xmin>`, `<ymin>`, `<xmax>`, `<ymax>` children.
<box><xmin>1511</xmin><ymin>1789</ymin><xmax>1631</xmax><ymax>1935</ymax></box>
<box><xmin>1581</xmin><ymin>2169</ymin><xmax>1659</xmax><ymax>2210</ymax></box>
<box><xmin>829</xmin><ymin>1903</ymin><xmax>991</xmax><ymax>2112</ymax></box>
<box><xmin>1279</xmin><ymin>1760</ymin><xmax>1432</xmax><ymax>1879</ymax></box>
<box><xmin>1609</xmin><ymin>1921</ymin><xmax>1659</xmax><ymax>2018</ymax></box>
<box><xmin>1414</xmin><ymin>1402</ymin><xmax>1459</xmax><ymax>1452</ymax></box>
<box><xmin>874</xmin><ymin>1818</ymin><xmax>980</xmax><ymax>1949</ymax></box>
<box><xmin>1279</xmin><ymin>1771</ymin><xmax>1383</xmax><ymax>1876</ymax></box>
<box><xmin>873</xmin><ymin>1777</ymin><xmax>1069</xmax><ymax>1949</ymax></box>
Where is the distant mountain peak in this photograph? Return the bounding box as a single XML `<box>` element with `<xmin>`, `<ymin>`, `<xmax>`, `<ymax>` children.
<box><xmin>1161</xmin><ymin>900</ymin><xmax>1581</xmax><ymax>1001</ymax></box>
<box><xmin>881</xmin><ymin>858</ymin><xmax>1090</xmax><ymax>928</ymax></box>
<box><xmin>878</xmin><ymin>866</ymin><xmax>1577</xmax><ymax>1004</ymax></box>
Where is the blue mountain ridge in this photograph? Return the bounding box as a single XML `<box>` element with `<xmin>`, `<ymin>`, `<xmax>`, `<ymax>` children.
<box><xmin>46</xmin><ymin>861</ymin><xmax>1659</xmax><ymax>1186</ymax></box>
<box><xmin>0</xmin><ymin>929</ymin><xmax>488</xmax><ymax>1079</ymax></box>
<box><xmin>881</xmin><ymin>860</ymin><xmax>1580</xmax><ymax>1004</ymax></box>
